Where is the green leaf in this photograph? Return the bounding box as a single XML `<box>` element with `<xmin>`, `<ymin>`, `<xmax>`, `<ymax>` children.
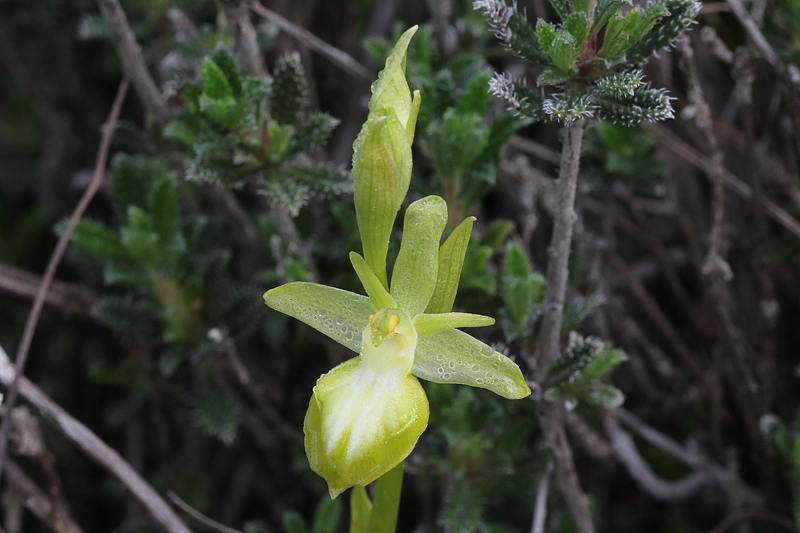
<box><xmin>121</xmin><ymin>206</ymin><xmax>160</xmax><ymax>264</ymax></box>
<box><xmin>624</xmin><ymin>0</ymin><xmax>700</xmax><ymax>65</ymax></box>
<box><xmin>580</xmin><ymin>345</ymin><xmax>628</xmax><ymax>381</ymax></box>
<box><xmin>201</xmin><ymin>57</ymin><xmax>233</xmax><ymax>100</ymax></box>
<box><xmin>269</xmin><ymin>53</ymin><xmax>307</xmax><ymax>125</ymax></box>
<box><xmin>349</xmin><ymin>251</ymin><xmax>396</xmax><ymax>310</ymax></box>
<box><xmin>508</xmin><ymin>10</ymin><xmax>550</xmax><ymax>64</ymax></box>
<box><xmin>457</xmin><ymin>71</ymin><xmax>492</xmax><ymax>116</ymax></box>
<box><xmin>289</xmin><ymin>113</ymin><xmax>340</xmax><ymax>155</ymax></box>
<box><xmin>598</xmin><ymin>9</ymin><xmax>641</xmax><ymax>58</ymax></box>
<box><xmin>264</xmin><ymin>282</ymin><xmax>372</xmax><ymax>353</ymax></box>
<box><xmin>564</xmin><ymin>12</ymin><xmax>589</xmax><ymax>46</ymax></box>
<box><xmin>413</xmin><ymin>328</ymin><xmax>530</xmax><ymax>399</ymax></box>
<box><xmin>282</xmin><ymin>511</ymin><xmax>309</xmax><ymax>533</ymax></box>
<box><xmin>536</xmin><ymin>22</ymin><xmax>558</xmax><ymax>54</ymax></box>
<box><xmin>592</xmin><ymin>0</ymin><xmax>629</xmax><ymax>36</ymax></box>
<box><xmin>545</xmin><ymin>334</ymin><xmax>599</xmax><ymax>386</ymax></box>
<box><xmin>352</xmin><ymin>110</ymin><xmax>412</xmax><ymax>288</ymax></box>
<box><xmin>279</xmin><ymin>165</ymin><xmax>353</xmax><ymax>197</ymax></box>
<box><xmin>548</xmin><ymin>31</ymin><xmax>579</xmax><ymax>72</ymax></box>
<box><xmin>311</xmin><ymin>497</ymin><xmax>341</xmax><ymax>533</ymax></box>
<box><xmin>413</xmin><ymin>312</ymin><xmax>494</xmax><ymax>336</ymax></box>
<box><xmin>192</xmin><ymin>366</ymin><xmax>238</xmax><ymax>443</ymax></box>
<box><xmin>93</xmin><ymin>297</ymin><xmax>163</xmax><ymax>338</ymax></box>
<box><xmin>578</xmin><ymin>383</ymin><xmax>625</xmax><ymax>407</ymax></box>
<box><xmin>391</xmin><ymin>196</ymin><xmax>448</xmax><ymax>316</ymax></box>
<box><xmin>163</xmin><ymin>120</ymin><xmax>196</xmax><ymax>147</ymax></box>
<box><xmin>537</xmin><ymin>68</ymin><xmax>573</xmax><ymax>86</ymax></box>
<box><xmin>211</xmin><ymin>45</ymin><xmax>243</xmax><ymax>97</ymax></box>
<box><xmin>350</xmin><ymin>486</ymin><xmax>373</xmax><ymax>533</ymax></box>
<box><xmin>427</xmin><ymin>110</ymin><xmax>486</xmax><ymax>182</ymax></box>
<box><xmin>67</xmin><ymin>219</ymin><xmax>129</xmax><ymax>261</ymax></box>
<box><xmin>426</xmin><ymin>216</ymin><xmax>474</xmax><ymax>314</ymax></box>
<box><xmin>110</xmin><ymin>154</ymin><xmax>167</xmax><ymax>218</ymax></box>
<box><xmin>502</xmin><ymin>244</ymin><xmax>546</xmax><ymax>330</ymax></box>
<box><xmin>149</xmin><ymin>176</ymin><xmax>178</xmax><ymax>244</ymax></box>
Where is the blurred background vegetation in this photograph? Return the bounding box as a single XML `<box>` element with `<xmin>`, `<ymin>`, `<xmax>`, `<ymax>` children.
<box><xmin>1</xmin><ymin>0</ymin><xmax>800</xmax><ymax>531</ymax></box>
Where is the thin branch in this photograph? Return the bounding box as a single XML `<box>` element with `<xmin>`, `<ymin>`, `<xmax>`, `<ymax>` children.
<box><xmin>0</xmin><ymin>343</ymin><xmax>192</xmax><ymax>533</ymax></box>
<box><xmin>167</xmin><ymin>491</ymin><xmax>243</xmax><ymax>533</ymax></box>
<box><xmin>249</xmin><ymin>2</ymin><xmax>373</xmax><ymax>83</ymax></box>
<box><xmin>0</xmin><ymin>262</ymin><xmax>98</xmax><ymax>319</ymax></box>
<box><xmin>3</xmin><ymin>460</ymin><xmax>86</xmax><ymax>533</ymax></box>
<box><xmin>644</xmin><ymin>123</ymin><xmax>800</xmax><ymax>239</ymax></box>
<box><xmin>707</xmin><ymin>508</ymin><xmax>798</xmax><ymax>533</ymax></box>
<box><xmin>531</xmin><ymin>462</ymin><xmax>554</xmax><ymax>533</ymax></box>
<box><xmin>535</xmin><ymin>119</ymin><xmax>595</xmax><ymax>533</ymax></box>
<box><xmin>0</xmin><ymin>80</ymin><xmax>128</xmax><ymax>483</ymax></box>
<box><xmin>95</xmin><ymin>0</ymin><xmax>168</xmax><ymax>125</ymax></box>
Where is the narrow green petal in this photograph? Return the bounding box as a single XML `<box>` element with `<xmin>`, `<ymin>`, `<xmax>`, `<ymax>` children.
<box><xmin>406</xmin><ymin>90</ymin><xmax>421</xmax><ymax>144</ymax></box>
<box><xmin>264</xmin><ymin>282</ymin><xmax>372</xmax><ymax>354</ymax></box>
<box><xmin>350</xmin><ymin>251</ymin><xmax>396</xmax><ymax>310</ymax></box>
<box><xmin>425</xmin><ymin>216</ymin><xmax>474</xmax><ymax>314</ymax></box>
<box><xmin>304</xmin><ymin>357</ymin><xmax>429</xmax><ymax>498</ymax></box>
<box><xmin>413</xmin><ymin>328</ymin><xmax>531</xmax><ymax>399</ymax></box>
<box><xmin>390</xmin><ymin>196</ymin><xmax>448</xmax><ymax>316</ymax></box>
<box><xmin>413</xmin><ymin>312</ymin><xmax>495</xmax><ymax>337</ymax></box>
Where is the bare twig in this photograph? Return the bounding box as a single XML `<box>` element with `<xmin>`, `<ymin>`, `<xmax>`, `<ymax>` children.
<box><xmin>615</xmin><ymin>408</ymin><xmax>763</xmax><ymax>505</ymax></box>
<box><xmin>645</xmin><ymin>123</ymin><xmax>800</xmax><ymax>239</ymax></box>
<box><xmin>3</xmin><ymin>460</ymin><xmax>86</xmax><ymax>533</ymax></box>
<box><xmin>168</xmin><ymin>491</ymin><xmax>243</xmax><ymax>533</ymax></box>
<box><xmin>95</xmin><ymin>0</ymin><xmax>168</xmax><ymax>125</ymax></box>
<box><xmin>708</xmin><ymin>508</ymin><xmax>798</xmax><ymax>532</ymax></box>
<box><xmin>534</xmin><ymin>119</ymin><xmax>595</xmax><ymax>533</ymax></box>
<box><xmin>531</xmin><ymin>462</ymin><xmax>554</xmax><ymax>533</ymax></box>
<box><xmin>0</xmin><ymin>80</ymin><xmax>128</xmax><ymax>483</ymax></box>
<box><xmin>0</xmin><ymin>344</ymin><xmax>192</xmax><ymax>533</ymax></box>
<box><xmin>0</xmin><ymin>262</ymin><xmax>98</xmax><ymax>319</ymax></box>
<box><xmin>249</xmin><ymin>3</ymin><xmax>373</xmax><ymax>83</ymax></box>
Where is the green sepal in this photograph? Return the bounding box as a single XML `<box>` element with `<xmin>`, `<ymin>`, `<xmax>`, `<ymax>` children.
<box><xmin>304</xmin><ymin>357</ymin><xmax>429</xmax><ymax>498</ymax></box>
<box><xmin>425</xmin><ymin>216</ymin><xmax>474</xmax><ymax>314</ymax></box>
<box><xmin>413</xmin><ymin>312</ymin><xmax>495</xmax><ymax>337</ymax></box>
<box><xmin>413</xmin><ymin>328</ymin><xmax>531</xmax><ymax>399</ymax></box>
<box><xmin>391</xmin><ymin>196</ymin><xmax>448</xmax><ymax>316</ymax></box>
<box><xmin>263</xmin><ymin>282</ymin><xmax>372</xmax><ymax>354</ymax></box>
<box><xmin>368</xmin><ymin>26</ymin><xmax>418</xmax><ymax>131</ymax></box>
<box><xmin>352</xmin><ymin>110</ymin><xmax>411</xmax><ymax>288</ymax></box>
<box><xmin>349</xmin><ymin>251</ymin><xmax>397</xmax><ymax>310</ymax></box>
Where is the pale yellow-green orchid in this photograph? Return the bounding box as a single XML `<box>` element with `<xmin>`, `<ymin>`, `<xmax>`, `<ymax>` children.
<box><xmin>263</xmin><ymin>26</ymin><xmax>530</xmax><ymax>499</ymax></box>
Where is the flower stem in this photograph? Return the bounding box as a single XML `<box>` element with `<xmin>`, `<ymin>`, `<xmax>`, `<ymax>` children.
<box><xmin>535</xmin><ymin>119</ymin><xmax>595</xmax><ymax>533</ymax></box>
<box><xmin>368</xmin><ymin>461</ymin><xmax>404</xmax><ymax>533</ymax></box>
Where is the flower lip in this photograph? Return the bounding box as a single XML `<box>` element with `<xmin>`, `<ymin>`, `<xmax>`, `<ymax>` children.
<box><xmin>362</xmin><ymin>308</ymin><xmax>417</xmax><ymax>375</ymax></box>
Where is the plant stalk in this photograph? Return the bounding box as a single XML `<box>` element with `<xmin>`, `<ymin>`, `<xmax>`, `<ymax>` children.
<box><xmin>368</xmin><ymin>461</ymin><xmax>404</xmax><ymax>533</ymax></box>
<box><xmin>535</xmin><ymin>118</ymin><xmax>595</xmax><ymax>533</ymax></box>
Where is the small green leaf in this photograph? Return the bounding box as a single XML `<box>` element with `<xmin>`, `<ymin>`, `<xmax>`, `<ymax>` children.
<box><xmin>192</xmin><ymin>367</ymin><xmax>238</xmax><ymax>443</ymax></box>
<box><xmin>536</xmin><ymin>22</ymin><xmax>558</xmax><ymax>54</ymax></box>
<box><xmin>564</xmin><ymin>12</ymin><xmax>589</xmax><ymax>46</ymax></box>
<box><xmin>211</xmin><ymin>46</ymin><xmax>243</xmax><ymax>97</ymax></box>
<box><xmin>282</xmin><ymin>511</ymin><xmax>309</xmax><ymax>533</ymax></box>
<box><xmin>426</xmin><ymin>216</ymin><xmax>474</xmax><ymax>314</ymax></box>
<box><xmin>391</xmin><ymin>196</ymin><xmax>448</xmax><ymax>316</ymax></box>
<box><xmin>502</xmin><ymin>244</ymin><xmax>546</xmax><ymax>330</ymax></box>
<box><xmin>413</xmin><ymin>312</ymin><xmax>494</xmax><ymax>336</ymax></box>
<box><xmin>414</xmin><ymin>328</ymin><xmax>530</xmax><ymax>399</ymax></box>
<box><xmin>290</xmin><ymin>113</ymin><xmax>340</xmax><ymax>155</ymax></box>
<box><xmin>548</xmin><ymin>31</ymin><xmax>578</xmax><ymax>72</ymax></box>
<box><xmin>545</xmin><ymin>333</ymin><xmax>599</xmax><ymax>386</ymax></box>
<box><xmin>350</xmin><ymin>251</ymin><xmax>396</xmax><ymax>310</ymax></box>
<box><xmin>264</xmin><ymin>283</ymin><xmax>372</xmax><ymax>353</ymax></box>
<box><xmin>578</xmin><ymin>383</ymin><xmax>625</xmax><ymax>407</ymax></box>
<box><xmin>149</xmin><ymin>176</ymin><xmax>178</xmax><ymax>244</ymax></box>
<box><xmin>201</xmin><ymin>57</ymin><xmax>233</xmax><ymax>100</ymax></box>
<box><xmin>457</xmin><ymin>71</ymin><xmax>492</xmax><ymax>116</ymax></box>
<box><xmin>537</xmin><ymin>68</ymin><xmax>573</xmax><ymax>86</ymax></box>
<box><xmin>580</xmin><ymin>345</ymin><xmax>628</xmax><ymax>381</ymax></box>
<box><xmin>269</xmin><ymin>53</ymin><xmax>307</xmax><ymax>125</ymax></box>
<box><xmin>67</xmin><ymin>219</ymin><xmax>129</xmax><ymax>261</ymax></box>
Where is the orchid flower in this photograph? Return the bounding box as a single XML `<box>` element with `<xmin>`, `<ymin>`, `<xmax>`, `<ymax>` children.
<box><xmin>264</xmin><ymin>26</ymin><xmax>530</xmax><ymax>499</ymax></box>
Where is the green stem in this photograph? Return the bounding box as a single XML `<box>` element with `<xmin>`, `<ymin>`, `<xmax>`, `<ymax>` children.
<box><xmin>368</xmin><ymin>461</ymin><xmax>404</xmax><ymax>533</ymax></box>
<box><xmin>350</xmin><ymin>486</ymin><xmax>373</xmax><ymax>533</ymax></box>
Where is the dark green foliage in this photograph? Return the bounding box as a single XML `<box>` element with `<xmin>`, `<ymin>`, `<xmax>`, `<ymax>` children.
<box><xmin>544</xmin><ymin>333</ymin><xmax>627</xmax><ymax>407</ymax></box>
<box><xmin>269</xmin><ymin>53</ymin><xmax>307</xmax><ymax>126</ymax></box>
<box><xmin>475</xmin><ymin>0</ymin><xmax>697</xmax><ymax>125</ymax></box>
<box><xmin>501</xmin><ymin>244</ymin><xmax>546</xmax><ymax>338</ymax></box>
<box><xmin>192</xmin><ymin>366</ymin><xmax>238</xmax><ymax>443</ymax></box>
<box><xmin>167</xmin><ymin>48</ymin><xmax>348</xmax><ymax>210</ymax></box>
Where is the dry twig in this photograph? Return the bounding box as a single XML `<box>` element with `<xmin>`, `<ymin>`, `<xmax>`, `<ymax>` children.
<box><xmin>0</xmin><ymin>81</ymin><xmax>128</xmax><ymax>483</ymax></box>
